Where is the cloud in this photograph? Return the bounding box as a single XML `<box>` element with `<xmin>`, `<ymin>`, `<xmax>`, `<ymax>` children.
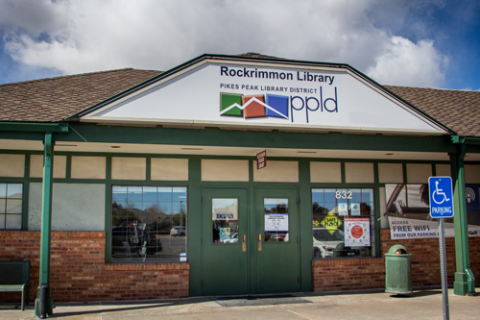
<box><xmin>0</xmin><ymin>0</ymin><xmax>448</xmax><ymax>87</ymax></box>
<box><xmin>366</xmin><ymin>37</ymin><xmax>448</xmax><ymax>86</ymax></box>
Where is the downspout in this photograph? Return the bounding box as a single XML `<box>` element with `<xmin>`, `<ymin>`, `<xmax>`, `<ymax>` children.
<box><xmin>451</xmin><ymin>136</ymin><xmax>478</xmax><ymax>296</ymax></box>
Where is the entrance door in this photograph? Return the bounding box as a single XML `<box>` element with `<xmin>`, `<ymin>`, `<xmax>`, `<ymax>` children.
<box><xmin>254</xmin><ymin>188</ymin><xmax>301</xmax><ymax>294</ymax></box>
<box><xmin>201</xmin><ymin>187</ymin><xmax>249</xmax><ymax>296</ymax></box>
<box><xmin>200</xmin><ymin>187</ymin><xmax>301</xmax><ymax>296</ymax></box>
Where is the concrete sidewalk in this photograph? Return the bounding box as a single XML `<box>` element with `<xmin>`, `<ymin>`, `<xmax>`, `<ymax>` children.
<box><xmin>1</xmin><ymin>288</ymin><xmax>479</xmax><ymax>320</ymax></box>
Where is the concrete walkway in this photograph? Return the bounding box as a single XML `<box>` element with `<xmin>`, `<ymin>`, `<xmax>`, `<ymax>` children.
<box><xmin>1</xmin><ymin>288</ymin><xmax>479</xmax><ymax>320</ymax></box>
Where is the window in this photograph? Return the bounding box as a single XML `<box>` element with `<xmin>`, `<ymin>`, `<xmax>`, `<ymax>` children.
<box><xmin>111</xmin><ymin>186</ymin><xmax>187</xmax><ymax>263</ymax></box>
<box><xmin>312</xmin><ymin>188</ymin><xmax>375</xmax><ymax>259</ymax></box>
<box><xmin>0</xmin><ymin>183</ymin><xmax>23</xmax><ymax>230</ymax></box>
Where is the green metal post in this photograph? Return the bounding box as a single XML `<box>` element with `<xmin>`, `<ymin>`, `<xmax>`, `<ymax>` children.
<box><xmin>35</xmin><ymin>132</ymin><xmax>54</xmax><ymax>318</ymax></box>
<box><xmin>450</xmin><ymin>146</ymin><xmax>476</xmax><ymax>296</ymax></box>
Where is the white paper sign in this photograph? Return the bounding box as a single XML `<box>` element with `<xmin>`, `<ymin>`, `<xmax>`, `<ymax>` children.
<box><xmin>350</xmin><ymin>203</ymin><xmax>361</xmax><ymax>216</ymax></box>
<box><xmin>265</xmin><ymin>214</ymin><xmax>289</xmax><ymax>232</ymax></box>
<box><xmin>345</xmin><ymin>218</ymin><xmax>371</xmax><ymax>247</ymax></box>
<box><xmin>338</xmin><ymin>203</ymin><xmax>348</xmax><ymax>216</ymax></box>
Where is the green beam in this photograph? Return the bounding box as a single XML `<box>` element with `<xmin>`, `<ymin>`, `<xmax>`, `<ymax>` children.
<box><xmin>450</xmin><ymin>146</ymin><xmax>476</xmax><ymax>296</ymax></box>
<box><xmin>0</xmin><ymin>122</ymin><xmax>68</xmax><ymax>133</ymax></box>
<box><xmin>452</xmin><ymin>135</ymin><xmax>480</xmax><ymax>145</ymax></box>
<box><xmin>35</xmin><ymin>132</ymin><xmax>54</xmax><ymax>318</ymax></box>
<box><xmin>47</xmin><ymin>123</ymin><xmax>461</xmax><ymax>153</ymax></box>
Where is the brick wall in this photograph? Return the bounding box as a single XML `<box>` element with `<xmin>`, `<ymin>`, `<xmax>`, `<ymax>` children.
<box><xmin>313</xmin><ymin>229</ymin><xmax>480</xmax><ymax>292</ymax></box>
<box><xmin>0</xmin><ymin>231</ymin><xmax>189</xmax><ymax>304</ymax></box>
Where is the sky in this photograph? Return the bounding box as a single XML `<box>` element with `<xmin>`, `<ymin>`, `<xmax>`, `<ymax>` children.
<box><xmin>0</xmin><ymin>0</ymin><xmax>479</xmax><ymax>90</ymax></box>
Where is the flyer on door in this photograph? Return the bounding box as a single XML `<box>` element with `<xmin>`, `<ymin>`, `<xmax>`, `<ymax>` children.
<box><xmin>345</xmin><ymin>218</ymin><xmax>370</xmax><ymax>247</ymax></box>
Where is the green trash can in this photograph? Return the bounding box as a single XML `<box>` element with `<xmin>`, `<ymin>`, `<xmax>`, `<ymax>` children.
<box><xmin>385</xmin><ymin>244</ymin><xmax>412</xmax><ymax>294</ymax></box>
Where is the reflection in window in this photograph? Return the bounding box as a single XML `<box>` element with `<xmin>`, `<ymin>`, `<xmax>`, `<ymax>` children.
<box><xmin>385</xmin><ymin>184</ymin><xmax>430</xmax><ymax>221</ymax></box>
<box><xmin>212</xmin><ymin>198</ymin><xmax>238</xmax><ymax>243</ymax></box>
<box><xmin>312</xmin><ymin>188</ymin><xmax>375</xmax><ymax>259</ymax></box>
<box><xmin>111</xmin><ymin>186</ymin><xmax>187</xmax><ymax>263</ymax></box>
<box><xmin>264</xmin><ymin>198</ymin><xmax>289</xmax><ymax>242</ymax></box>
<box><xmin>0</xmin><ymin>183</ymin><xmax>23</xmax><ymax>230</ymax></box>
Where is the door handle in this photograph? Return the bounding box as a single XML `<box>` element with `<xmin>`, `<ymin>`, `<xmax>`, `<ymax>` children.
<box><xmin>257</xmin><ymin>233</ymin><xmax>262</xmax><ymax>252</ymax></box>
<box><xmin>242</xmin><ymin>234</ymin><xmax>246</xmax><ymax>252</ymax></box>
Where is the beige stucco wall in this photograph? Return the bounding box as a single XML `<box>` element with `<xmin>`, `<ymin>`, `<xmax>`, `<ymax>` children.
<box><xmin>0</xmin><ymin>154</ymin><xmax>25</xmax><ymax>177</ymax></box>
<box><xmin>345</xmin><ymin>162</ymin><xmax>374</xmax><ymax>183</ymax></box>
<box><xmin>202</xmin><ymin>159</ymin><xmax>249</xmax><ymax>181</ymax></box>
<box><xmin>310</xmin><ymin>162</ymin><xmax>341</xmax><ymax>183</ymax></box>
<box><xmin>111</xmin><ymin>157</ymin><xmax>146</xmax><ymax>180</ymax></box>
<box><xmin>378</xmin><ymin>163</ymin><xmax>403</xmax><ymax>183</ymax></box>
<box><xmin>29</xmin><ymin>155</ymin><xmax>67</xmax><ymax>178</ymax></box>
<box><xmin>71</xmin><ymin>156</ymin><xmax>106</xmax><ymax>179</ymax></box>
<box><xmin>407</xmin><ymin>163</ymin><xmax>432</xmax><ymax>183</ymax></box>
<box><xmin>151</xmin><ymin>158</ymin><xmax>189</xmax><ymax>181</ymax></box>
<box><xmin>465</xmin><ymin>164</ymin><xmax>480</xmax><ymax>183</ymax></box>
<box><xmin>253</xmin><ymin>160</ymin><xmax>298</xmax><ymax>182</ymax></box>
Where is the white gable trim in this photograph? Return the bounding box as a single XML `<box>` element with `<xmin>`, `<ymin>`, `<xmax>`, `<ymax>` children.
<box><xmin>80</xmin><ymin>59</ymin><xmax>449</xmax><ymax>135</ymax></box>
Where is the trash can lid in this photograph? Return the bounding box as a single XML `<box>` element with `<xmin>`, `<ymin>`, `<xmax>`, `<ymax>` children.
<box><xmin>387</xmin><ymin>244</ymin><xmax>409</xmax><ymax>255</ymax></box>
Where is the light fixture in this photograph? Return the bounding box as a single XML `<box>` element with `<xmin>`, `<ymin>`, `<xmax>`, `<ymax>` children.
<box><xmin>385</xmin><ymin>153</ymin><xmax>394</xmax><ymax>156</ymax></box>
<box><xmin>55</xmin><ymin>144</ymin><xmax>77</xmax><ymax>147</ymax></box>
<box><xmin>110</xmin><ymin>146</ymin><xmax>121</xmax><ymax>149</ymax></box>
<box><xmin>181</xmin><ymin>148</ymin><xmax>204</xmax><ymax>150</ymax></box>
<box><xmin>297</xmin><ymin>151</ymin><xmax>317</xmax><ymax>154</ymax></box>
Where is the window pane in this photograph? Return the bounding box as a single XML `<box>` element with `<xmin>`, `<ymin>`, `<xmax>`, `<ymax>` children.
<box><xmin>158</xmin><ymin>187</ymin><xmax>173</xmax><ymax>201</ymax></box>
<box><xmin>6</xmin><ymin>199</ymin><xmax>22</xmax><ymax>213</ymax></box>
<box><xmin>212</xmin><ymin>198</ymin><xmax>238</xmax><ymax>243</ymax></box>
<box><xmin>312</xmin><ymin>188</ymin><xmax>375</xmax><ymax>259</ymax></box>
<box><xmin>0</xmin><ymin>184</ymin><xmax>6</xmax><ymax>197</ymax></box>
<box><xmin>7</xmin><ymin>184</ymin><xmax>22</xmax><ymax>198</ymax></box>
<box><xmin>0</xmin><ymin>199</ymin><xmax>5</xmax><ymax>213</ymax></box>
<box><xmin>6</xmin><ymin>214</ymin><xmax>21</xmax><ymax>229</ymax></box>
<box><xmin>0</xmin><ymin>214</ymin><xmax>5</xmax><ymax>228</ymax></box>
<box><xmin>111</xmin><ymin>185</ymin><xmax>187</xmax><ymax>263</ymax></box>
<box><xmin>143</xmin><ymin>187</ymin><xmax>157</xmax><ymax>201</ymax></box>
<box><xmin>112</xmin><ymin>186</ymin><xmax>128</xmax><ymax>202</ymax></box>
<box><xmin>127</xmin><ymin>186</ymin><xmax>142</xmax><ymax>201</ymax></box>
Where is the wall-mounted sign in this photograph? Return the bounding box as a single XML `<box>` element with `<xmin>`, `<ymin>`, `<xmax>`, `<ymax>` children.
<box><xmin>257</xmin><ymin>150</ymin><xmax>266</xmax><ymax>169</ymax></box>
<box><xmin>85</xmin><ymin>61</ymin><xmax>445</xmax><ymax>134</ymax></box>
<box><xmin>265</xmin><ymin>214</ymin><xmax>289</xmax><ymax>232</ymax></box>
<box><xmin>345</xmin><ymin>218</ymin><xmax>370</xmax><ymax>247</ymax></box>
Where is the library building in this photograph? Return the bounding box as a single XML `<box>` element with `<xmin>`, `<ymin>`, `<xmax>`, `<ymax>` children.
<box><xmin>0</xmin><ymin>53</ymin><xmax>479</xmax><ymax>308</ymax></box>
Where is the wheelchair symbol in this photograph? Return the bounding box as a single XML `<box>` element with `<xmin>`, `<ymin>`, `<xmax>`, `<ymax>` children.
<box><xmin>432</xmin><ymin>180</ymin><xmax>450</xmax><ymax>204</ymax></box>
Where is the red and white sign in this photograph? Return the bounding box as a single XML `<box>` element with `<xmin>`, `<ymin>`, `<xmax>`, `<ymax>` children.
<box><xmin>345</xmin><ymin>218</ymin><xmax>370</xmax><ymax>247</ymax></box>
<box><xmin>257</xmin><ymin>150</ymin><xmax>267</xmax><ymax>169</ymax></box>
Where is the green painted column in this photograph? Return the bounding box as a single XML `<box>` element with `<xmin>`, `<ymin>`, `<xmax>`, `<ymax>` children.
<box><xmin>35</xmin><ymin>132</ymin><xmax>54</xmax><ymax>318</ymax></box>
<box><xmin>450</xmin><ymin>146</ymin><xmax>476</xmax><ymax>296</ymax></box>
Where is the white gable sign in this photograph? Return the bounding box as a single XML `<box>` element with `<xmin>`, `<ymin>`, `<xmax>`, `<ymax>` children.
<box><xmin>82</xmin><ymin>61</ymin><xmax>445</xmax><ymax>134</ymax></box>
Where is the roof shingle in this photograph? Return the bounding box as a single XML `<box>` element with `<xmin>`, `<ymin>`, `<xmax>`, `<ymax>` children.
<box><xmin>0</xmin><ymin>67</ymin><xmax>479</xmax><ymax>137</ymax></box>
<box><xmin>0</xmin><ymin>68</ymin><xmax>162</xmax><ymax>123</ymax></box>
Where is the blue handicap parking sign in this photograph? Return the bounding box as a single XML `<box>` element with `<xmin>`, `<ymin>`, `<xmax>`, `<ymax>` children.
<box><xmin>429</xmin><ymin>177</ymin><xmax>454</xmax><ymax>218</ymax></box>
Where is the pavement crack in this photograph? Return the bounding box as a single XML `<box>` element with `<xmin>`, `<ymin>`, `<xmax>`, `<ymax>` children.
<box><xmin>283</xmin><ymin>306</ymin><xmax>314</xmax><ymax>320</ymax></box>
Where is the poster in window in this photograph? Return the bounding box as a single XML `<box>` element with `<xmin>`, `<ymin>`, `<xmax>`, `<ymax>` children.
<box><xmin>350</xmin><ymin>203</ymin><xmax>361</xmax><ymax>216</ymax></box>
<box><xmin>265</xmin><ymin>214</ymin><xmax>289</xmax><ymax>232</ymax></box>
<box><xmin>338</xmin><ymin>203</ymin><xmax>348</xmax><ymax>216</ymax></box>
<box><xmin>345</xmin><ymin>218</ymin><xmax>370</xmax><ymax>246</ymax></box>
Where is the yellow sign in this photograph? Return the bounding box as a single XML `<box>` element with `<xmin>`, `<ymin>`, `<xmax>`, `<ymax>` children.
<box><xmin>320</xmin><ymin>213</ymin><xmax>342</xmax><ymax>235</ymax></box>
<box><xmin>314</xmin><ymin>220</ymin><xmax>319</xmax><ymax>227</ymax></box>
